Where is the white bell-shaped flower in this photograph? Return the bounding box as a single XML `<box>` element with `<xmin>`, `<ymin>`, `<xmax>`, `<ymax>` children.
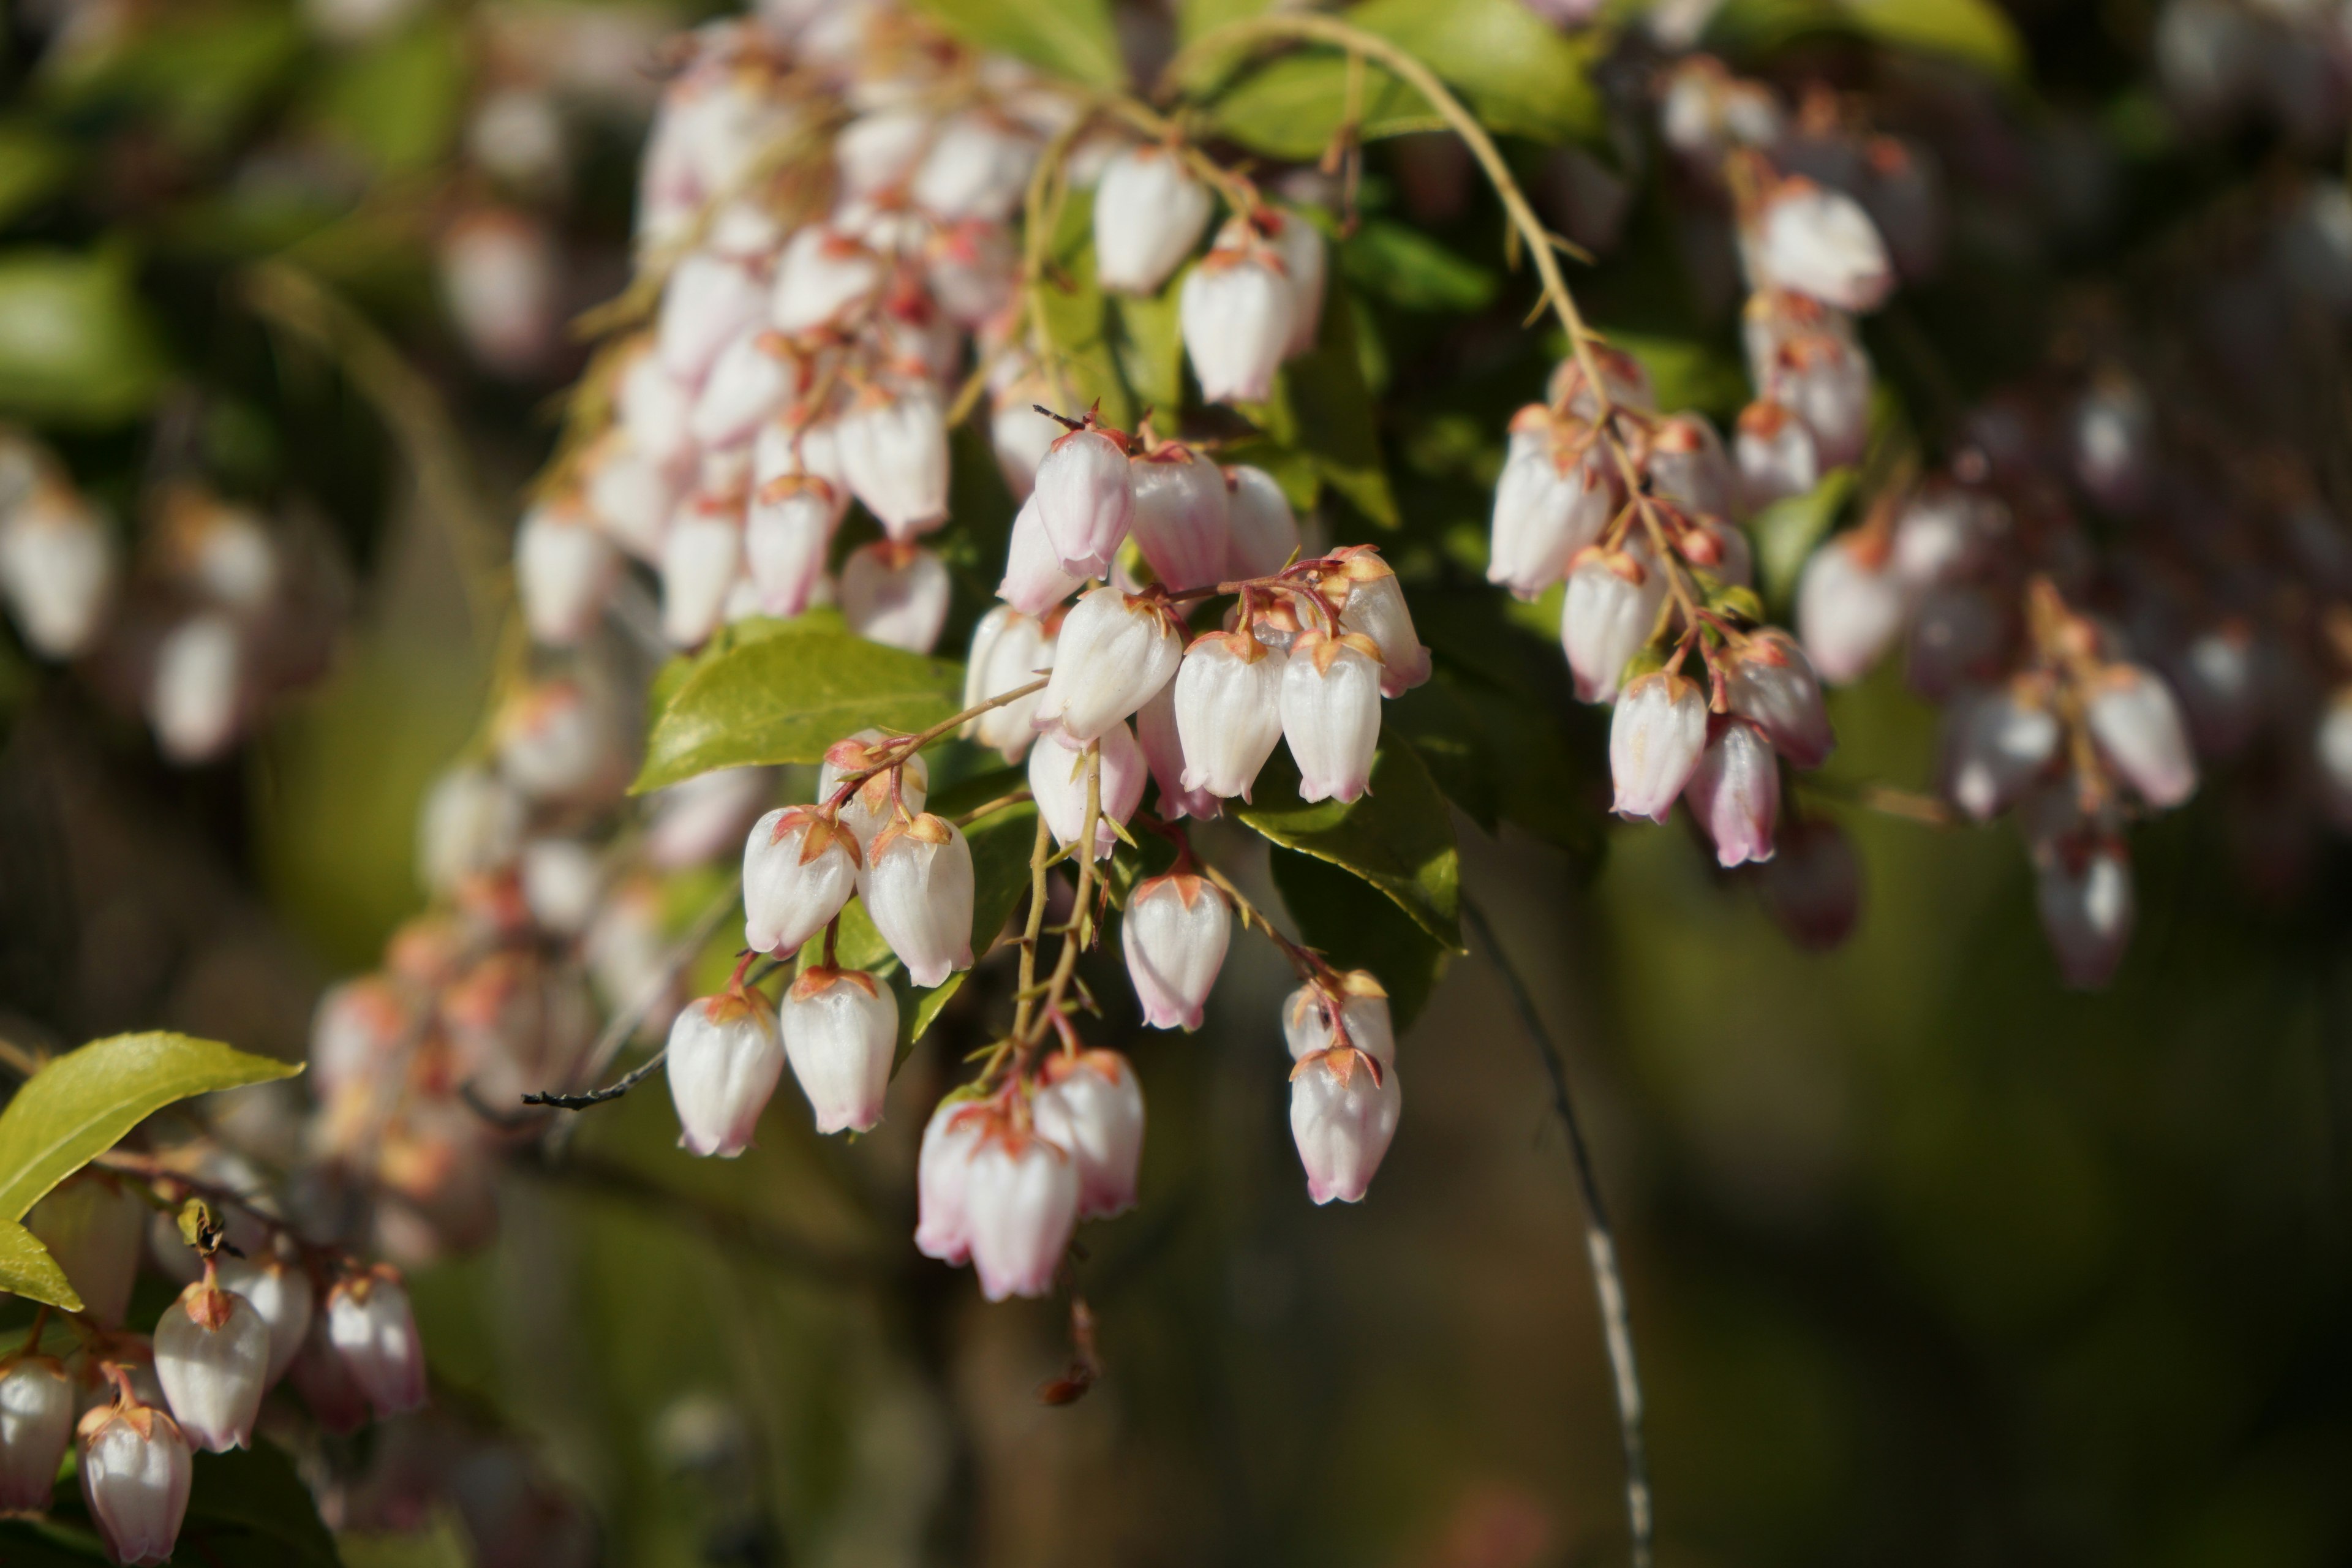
<box><xmin>516</xmin><ymin>499</ymin><xmax>619</xmax><ymax>647</ymax></box>
<box><xmin>1724</xmin><ymin>628</ymin><xmax>1834</xmax><ymax>767</ymax></box>
<box><xmin>617</xmin><ymin>334</ymin><xmax>696</xmax><ymax>471</ymax></box>
<box><xmin>1093</xmin><ymin>144</ymin><xmax>1213</xmax><ymax>294</ymax></box>
<box><xmin>78</xmin><ymin>1402</ymin><xmax>192</xmax><ymax>1567</ymax></box>
<box><xmin>818</xmin><ymin>729</ymin><xmax>930</xmax><ymax>850</ymax></box>
<box><xmin>769</xmin><ymin>227</ymin><xmax>881</xmax><ymax>334</ymax></box>
<box><xmin>2035</xmin><ymin>837</ymin><xmax>2135</xmax><ymax>990</ymax></box>
<box><xmin>1796</xmin><ymin>532</ymin><xmax>1909</xmax><ymax>685</ymax></box>
<box><xmin>154</xmin><ymin>1279</ymin><xmax>270</xmax><ymax>1453</ymax></box>
<box><xmin>1031</xmin><ymin>586</ymin><xmax>1184</xmax><ymax>742</ymax></box>
<box><xmin>915</xmin><ymin>1096</ymin><xmax>989</xmax><ymax>1264</ymax></box>
<box><xmin>0</xmin><ymin>1355</ymin><xmax>73</xmax><ymax>1510</ymax></box>
<box><xmin>1942</xmin><ymin>683</ymin><xmax>2060</xmax><ymax>821</ymax></box>
<box><xmin>1028</xmin><ymin>723</ymin><xmax>1146</xmax><ymax>861</ymax></box>
<box><xmin>1734</xmin><ymin>398</ymin><xmax>1822</xmax><ymax>513</ymax></box>
<box><xmin>1280</xmin><ymin>630</ymin><xmax>1385</xmax><ymax>805</ymax></box>
<box><xmin>1128</xmin><ymin>441</ymin><xmax>1231</xmax><ymax>591</ymax></box>
<box><xmin>1031</xmin><ymin>1050</ymin><xmax>1147</xmax><ymax>1219</ymax></box>
<box><xmin>660</xmin><ymin>491</ymin><xmax>745</xmax><ymax>647</ymax></box>
<box><xmin>581</xmin><ymin>431</ymin><xmax>680</xmax><ymax>563</ymax></box>
<box><xmin>862</xmin><ymin>813</ymin><xmax>975</xmax><ymax>987</ymax></box>
<box><xmin>1328</xmin><ymin>547</ymin><xmax>1430</xmax><ymax>695</ymax></box>
<box><xmin>214</xmin><ymin>1254</ymin><xmax>314</xmax><ymax>1389</ymax></box>
<box><xmin>782</xmin><ymin>965</ymin><xmax>899</xmax><ymax>1134</ymax></box>
<box><xmin>1174</xmin><ymin>629</ymin><xmax>1287</xmax><ymax>799</ymax></box>
<box><xmin>690</xmin><ymin>328</ymin><xmax>798</xmax><ymax>451</ymax></box>
<box><xmin>1490</xmin><ymin>407</ymin><xmax>1615</xmax><ymax>602</ymax></box>
<box><xmin>836</xmin><ymin>383</ymin><xmax>949</xmax><ymax>540</ymax></box>
<box><xmin>323</xmin><ymin>1268</ymin><xmax>428</xmax><ymax>1419</ymax></box>
<box><xmin>148</xmin><ymin>613</ymin><xmax>242</xmax><ymax>764</ymax></box>
<box><xmin>1180</xmin><ymin>223</ymin><xmax>1294</xmax><ymax>404</ymax></box>
<box><xmin>1608</xmin><ymin>670</ymin><xmax>1708</xmax><ymax>822</ymax></box>
<box><xmin>666</xmin><ymin>989</ymin><xmax>785</xmax><ymax>1158</ymax></box>
<box><xmin>0</xmin><ymin>483</ymin><xmax>115</xmax><ymax>659</ymax></box>
<box><xmin>1134</xmin><ymin>673</ymin><xmax>1221</xmax><ymax>820</ymax></box>
<box><xmin>1282</xmin><ymin>971</ymin><xmax>1396</xmax><ymax>1065</ymax></box>
<box><xmin>839</xmin><ymin>541</ymin><xmax>949</xmax><ymax>654</ymax></box>
<box><xmin>657</xmin><ymin>251</ymin><xmax>766</xmax><ymax>385</ymax></box>
<box><xmin>1290</xmin><ymin>1044</ymin><xmax>1401</xmax><ymax>1206</ymax></box>
<box><xmin>1753</xmin><ymin>177</ymin><xmax>1894</xmax><ymax>312</ymax></box>
<box><xmin>742</xmin><ymin>805</ymin><xmax>861</xmax><ymax>956</ymax></box>
<box><xmin>1645</xmin><ymin>413</ymin><xmax>1738</xmax><ymax>521</ymax></box>
<box><xmin>1123</xmin><ymin>872</ymin><xmax>1231</xmax><ymax>1030</ymax></box>
<box><xmin>991</xmin><ymin>386</ymin><xmax>1061</xmax><ymax>500</ymax></box>
<box><xmin>1562</xmin><ymin>541</ymin><xmax>1667</xmax><ymax>704</ymax></box>
<box><xmin>1268</xmin><ymin>206</ymin><xmax>1327</xmax><ymax>356</ymax></box>
<box><xmin>1034</xmin><ymin>419</ymin><xmax>1134</xmax><ymax>578</ymax></box>
<box><xmin>2086</xmin><ymin>665</ymin><xmax>2196</xmax><ymax>809</ymax></box>
<box><xmin>964</xmin><ymin>1125</ymin><xmax>1080</xmax><ymax>1300</ymax></box>
<box><xmin>1686</xmin><ymin>717</ymin><xmax>1781</xmax><ymax>868</ymax></box>
<box><xmin>745</xmin><ymin>473</ymin><xmax>839</xmax><ymax>618</ymax></box>
<box><xmin>962</xmin><ymin>605</ymin><xmax>1056</xmax><ymax>761</ymax></box>
<box><xmin>1223</xmin><ymin>465</ymin><xmax>1300</xmax><ymax>578</ymax></box>
<box><xmin>493</xmin><ymin>678</ymin><xmax>611</xmax><ymax>804</ymax></box>
<box><xmin>998</xmin><ymin>496</ymin><xmax>1088</xmax><ymax>615</ymax></box>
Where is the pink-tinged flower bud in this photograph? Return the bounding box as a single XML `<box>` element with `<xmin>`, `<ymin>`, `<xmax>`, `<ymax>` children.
<box><xmin>1752</xmin><ymin>178</ymin><xmax>1893</xmax><ymax>312</ymax></box>
<box><xmin>781</xmin><ymin>966</ymin><xmax>898</xmax><ymax>1134</ymax></box>
<box><xmin>290</xmin><ymin>1313</ymin><xmax>370</xmax><ymax>1435</ymax></box>
<box><xmin>1280</xmin><ymin>630</ymin><xmax>1385</xmax><ymax>805</ymax></box>
<box><xmin>742</xmin><ymin>805</ymin><xmax>861</xmax><ymax>955</ymax></box>
<box><xmin>1173</xmin><ymin>630</ymin><xmax>1287</xmax><ymax>801</ymax></box>
<box><xmin>962</xmin><ymin>605</ymin><xmax>1056</xmax><ymax>761</ymax></box>
<box><xmin>214</xmin><ymin>1254</ymin><xmax>314</xmax><ymax>1389</ymax></box>
<box><xmin>1562</xmin><ymin>542</ymin><xmax>1667</xmax><ymax>704</ymax></box>
<box><xmin>1757</xmin><ymin>818</ymin><xmax>1861</xmax><ymax>949</ymax></box>
<box><xmin>1797</xmin><ymin>533</ymin><xmax>1908</xmax><ymax>684</ymax></box>
<box><xmin>658</xmin><ymin>251</ymin><xmax>766</xmax><ymax>386</ymax></box>
<box><xmin>1941</xmin><ymin>683</ymin><xmax>2060</xmax><ymax>821</ymax></box>
<box><xmin>418</xmin><ymin>763</ymin><xmax>524</xmax><ymax>893</ymax></box>
<box><xmin>1223</xmin><ymin>465</ymin><xmax>1300</xmax><ymax>578</ymax></box>
<box><xmin>1129</xmin><ymin>442</ymin><xmax>1232</xmax><ymax>591</ymax></box>
<box><xmin>837</xmin><ymin>385</ymin><xmax>949</xmax><ymax>540</ymax></box>
<box><xmin>1609</xmin><ymin>670</ymin><xmax>1708</xmax><ymax>822</ymax></box>
<box><xmin>839</xmin><ymin>541</ymin><xmax>949</xmax><ymax>654</ymax></box>
<box><xmin>440</xmin><ymin>208</ymin><xmax>558</xmax><ymax>377</ymax></box>
<box><xmin>1290</xmin><ymin>1043</ymin><xmax>1402</xmax><ymax>1205</ymax></box>
<box><xmin>1267</xmin><ymin>206</ymin><xmax>1327</xmax><ymax>356</ymax></box>
<box><xmin>1033</xmin><ymin>586</ymin><xmax>1185</xmax><ymax>741</ymax></box>
<box><xmin>769</xmin><ymin>228</ymin><xmax>881</xmax><ymax>336</ymax></box>
<box><xmin>991</xmin><ymin>388</ymin><xmax>1061</xmax><ymax>500</ymax></box>
<box><xmin>1032</xmin><ymin>1050</ymin><xmax>1147</xmax><ymax>1219</ymax></box>
<box><xmin>582</xmin><ymin>433</ymin><xmax>680</xmax><ymax>564</ymax></box>
<box><xmin>2035</xmin><ymin>837</ymin><xmax>2135</xmax><ymax>990</ymax></box>
<box><xmin>0</xmin><ymin>481</ymin><xmax>114</xmax><ymax>658</ymax></box>
<box><xmin>493</xmin><ymin>679</ymin><xmax>611</xmax><ymax>804</ymax></box>
<box><xmin>753</xmin><ymin>403</ymin><xmax>848</xmax><ymax>502</ymax></box>
<box><xmin>617</xmin><ymin>336</ymin><xmax>696</xmax><ymax>472</ymax></box>
<box><xmin>910</xmin><ymin>110</ymin><xmax>1036</xmax><ymax>222</ymax></box>
<box><xmin>662</xmin><ymin>491</ymin><xmax>745</xmax><ymax>647</ymax></box>
<box><xmin>1123</xmin><ymin>872</ymin><xmax>1231</xmax><ymax>1030</ymax></box>
<box><xmin>745</xmin><ymin>474</ymin><xmax>838</xmax><ymax>618</ymax></box>
<box><xmin>647</xmin><ymin>766</ymin><xmax>773</xmax><ymax>871</ymax></box>
<box><xmin>1735</xmin><ymin>399</ymin><xmax>1821</xmax><ymax>511</ymax></box>
<box><xmin>325</xmin><ymin>1268</ymin><xmax>428</xmax><ymax>1419</ymax></box>
<box><xmin>834</xmin><ymin>105</ymin><xmax>928</xmax><ymax>198</ymax></box>
<box><xmin>1034</xmin><ymin>420</ymin><xmax>1135</xmax><ymax>578</ymax></box>
<box><xmin>26</xmin><ymin>1172</ymin><xmax>145</xmax><ymax>1328</ymax></box>
<box><xmin>0</xmin><ymin>1354</ymin><xmax>71</xmax><ymax>1510</ymax></box>
<box><xmin>1646</xmin><ymin>413</ymin><xmax>1738</xmax><ymax>520</ymax></box>
<box><xmin>666</xmin><ymin>989</ymin><xmax>785</xmax><ymax>1157</ymax></box>
<box><xmin>1490</xmin><ymin>405</ymin><xmax>1612</xmax><ymax>598</ymax></box>
<box><xmin>1686</xmin><ymin>717</ymin><xmax>1780</xmax><ymax>868</ymax></box>
<box><xmin>1327</xmin><ymin>546</ymin><xmax>1430</xmax><ymax>695</ymax></box>
<box><xmin>516</xmin><ymin>498</ymin><xmax>619</xmax><ymax>647</ymax></box>
<box><xmin>818</xmin><ymin>729</ymin><xmax>930</xmax><ymax>851</ymax></box>
<box><xmin>1770</xmin><ymin>329</ymin><xmax>1873</xmax><ymax>470</ymax></box>
<box><xmin>863</xmin><ymin>814</ymin><xmax>975</xmax><ymax>987</ymax></box>
<box><xmin>1029</xmin><ymin>723</ymin><xmax>1146</xmax><ymax>861</ymax></box>
<box><xmin>1545</xmin><ymin>342</ymin><xmax>1654</xmax><ymax>420</ymax></box>
<box><xmin>1095</xmin><ymin>144</ymin><xmax>1213</xmax><ymax>294</ymax></box>
<box><xmin>1181</xmin><ymin>226</ymin><xmax>1295</xmax><ymax>404</ymax></box>
<box><xmin>1888</xmin><ymin>489</ymin><xmax>1999</xmax><ymax>589</ymax></box>
<box><xmin>1724</xmin><ymin>629</ymin><xmax>1834</xmax><ymax>767</ymax></box>
<box><xmin>310</xmin><ymin>974</ymin><xmax>407</xmax><ymax>1098</ymax></box>
<box><xmin>1134</xmin><ymin>674</ymin><xmax>1222</xmax><ymax>821</ymax></box>
<box><xmin>964</xmin><ymin>1122</ymin><xmax>1080</xmax><ymax>1300</ymax></box>
<box><xmin>689</xmin><ymin>329</ymin><xmax>797</xmax><ymax>452</ymax></box>
<box><xmin>78</xmin><ymin>1401</ymin><xmax>191</xmax><ymax>1566</ymax></box>
<box><xmin>915</xmin><ymin>1096</ymin><xmax>987</xmax><ymax>1264</ymax></box>
<box><xmin>154</xmin><ymin>1280</ymin><xmax>270</xmax><ymax>1453</ymax></box>
<box><xmin>998</xmin><ymin>497</ymin><xmax>1088</xmax><ymax>616</ymax></box>
<box><xmin>148</xmin><ymin>613</ymin><xmax>242</xmax><ymax>763</ymax></box>
<box><xmin>928</xmin><ymin>219</ymin><xmax>1017</xmax><ymax>325</ymax></box>
<box><xmin>2086</xmin><ymin>665</ymin><xmax>2196</xmax><ymax>809</ymax></box>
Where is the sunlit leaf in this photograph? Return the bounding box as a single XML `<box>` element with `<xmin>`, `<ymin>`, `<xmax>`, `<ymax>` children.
<box><xmin>0</xmin><ymin>249</ymin><xmax>170</xmax><ymax>424</ymax></box>
<box><xmin>0</xmin><ymin>1219</ymin><xmax>80</xmax><ymax>1312</ymax></box>
<box><xmin>1342</xmin><ymin>221</ymin><xmax>1497</xmax><ymax>313</ymax></box>
<box><xmin>0</xmin><ymin>1033</ymin><xmax>300</xmax><ymax>1225</ymax></box>
<box><xmin>1234</xmin><ymin>741</ymin><xmax>1463</xmax><ymax>949</ymax></box>
<box><xmin>1842</xmin><ymin>0</ymin><xmax>2024</xmax><ymax>80</ymax></box>
<box><xmin>1202</xmin><ymin>53</ymin><xmax>1445</xmax><ymax>161</ymax></box>
<box><xmin>910</xmin><ymin>0</ymin><xmax>1126</xmax><ymax>88</ymax></box>
<box><xmin>1349</xmin><ymin>0</ymin><xmax>1607</xmax><ymax>146</ymax></box>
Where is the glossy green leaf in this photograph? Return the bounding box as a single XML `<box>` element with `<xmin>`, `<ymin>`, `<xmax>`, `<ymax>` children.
<box><xmin>1749</xmin><ymin>467</ymin><xmax>1856</xmax><ymax>616</ymax></box>
<box><xmin>1270</xmin><ymin>849</ymin><xmax>1452</xmax><ymax>1028</ymax></box>
<box><xmin>634</xmin><ymin>627</ymin><xmax>965</xmax><ymax>793</ymax></box>
<box><xmin>1237</xmin><ymin>287</ymin><xmax>1397</xmax><ymax>526</ymax></box>
<box><xmin>1842</xmin><ymin>0</ymin><xmax>2024</xmax><ymax>79</ymax></box>
<box><xmin>1342</xmin><ymin>221</ymin><xmax>1496</xmax><ymax>313</ymax></box>
<box><xmin>1202</xmin><ymin>53</ymin><xmax>1444</xmax><ymax>162</ymax></box>
<box><xmin>1035</xmin><ymin>189</ymin><xmax>1134</xmax><ymax>429</ymax></box>
<box><xmin>1234</xmin><ymin>740</ymin><xmax>1463</xmax><ymax>950</ymax></box>
<box><xmin>910</xmin><ymin>0</ymin><xmax>1126</xmax><ymax>88</ymax></box>
<box><xmin>0</xmin><ymin>1033</ymin><xmax>301</xmax><ymax>1224</ymax></box>
<box><xmin>1111</xmin><ymin>283</ymin><xmax>1188</xmax><ymax>419</ymax></box>
<box><xmin>1350</xmin><ymin>0</ymin><xmax>1606</xmax><ymax>146</ymax></box>
<box><xmin>0</xmin><ymin>1219</ymin><xmax>81</xmax><ymax>1312</ymax></box>
<box><xmin>0</xmin><ymin>249</ymin><xmax>170</xmax><ymax>424</ymax></box>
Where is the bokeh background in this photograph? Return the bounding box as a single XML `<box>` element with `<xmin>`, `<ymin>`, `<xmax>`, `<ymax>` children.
<box><xmin>2</xmin><ymin>1</ymin><xmax>2350</xmax><ymax>1565</ymax></box>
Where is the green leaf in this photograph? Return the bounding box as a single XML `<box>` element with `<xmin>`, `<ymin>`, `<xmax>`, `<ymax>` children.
<box><xmin>1202</xmin><ymin>53</ymin><xmax>1446</xmax><ymax>162</ymax></box>
<box><xmin>1270</xmin><ymin>849</ymin><xmax>1452</xmax><ymax>1028</ymax></box>
<box><xmin>1178</xmin><ymin>0</ymin><xmax>1279</xmax><ymax>45</ymax></box>
<box><xmin>910</xmin><ymin>0</ymin><xmax>1126</xmax><ymax>88</ymax></box>
<box><xmin>1388</xmin><ymin>673</ymin><xmax>1604</xmax><ymax>859</ymax></box>
<box><xmin>1236</xmin><ymin>287</ymin><xmax>1397</xmax><ymax>526</ymax></box>
<box><xmin>0</xmin><ymin>1219</ymin><xmax>81</xmax><ymax>1312</ymax></box>
<box><xmin>1841</xmin><ymin>0</ymin><xmax>2024</xmax><ymax>80</ymax></box>
<box><xmin>1606</xmin><ymin>331</ymin><xmax>1752</xmax><ymax>424</ymax></box>
<box><xmin>180</xmin><ymin>1444</ymin><xmax>344</xmax><ymax>1568</ymax></box>
<box><xmin>1035</xmin><ymin>188</ymin><xmax>1134</xmax><ymax>429</ymax></box>
<box><xmin>1341</xmin><ymin>221</ymin><xmax>1497</xmax><ymax>313</ymax></box>
<box><xmin>0</xmin><ymin>249</ymin><xmax>170</xmax><ymax>424</ymax></box>
<box><xmin>1349</xmin><ymin>0</ymin><xmax>1607</xmax><ymax>146</ymax></box>
<box><xmin>0</xmin><ymin>125</ymin><xmax>72</xmax><ymax>231</ymax></box>
<box><xmin>0</xmin><ymin>1033</ymin><xmax>300</xmax><ymax>1223</ymax></box>
<box><xmin>1234</xmin><ymin>740</ymin><xmax>1463</xmax><ymax>950</ymax></box>
<box><xmin>309</xmin><ymin>18</ymin><xmax>467</xmax><ymax>174</ymax></box>
<box><xmin>634</xmin><ymin>627</ymin><xmax>965</xmax><ymax>793</ymax></box>
<box><xmin>1110</xmin><ymin>283</ymin><xmax>1188</xmax><ymax>419</ymax></box>
<box><xmin>1748</xmin><ymin>467</ymin><xmax>1856</xmax><ymax>616</ymax></box>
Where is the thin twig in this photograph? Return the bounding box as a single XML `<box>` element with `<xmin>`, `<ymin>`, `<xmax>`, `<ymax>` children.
<box><xmin>952</xmin><ymin>788</ymin><xmax>1035</xmax><ymax>828</ymax></box>
<box><xmin>1460</xmin><ymin>892</ymin><xmax>1654</xmax><ymax>1568</ymax></box>
<box><xmin>522</xmin><ymin>1047</ymin><xmax>670</xmax><ymax>1110</ymax></box>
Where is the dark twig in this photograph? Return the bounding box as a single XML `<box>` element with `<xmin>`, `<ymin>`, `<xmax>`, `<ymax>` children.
<box><xmin>1461</xmin><ymin>892</ymin><xmax>1654</xmax><ymax>1568</ymax></box>
<box><xmin>522</xmin><ymin>1047</ymin><xmax>669</xmax><ymax>1110</ymax></box>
